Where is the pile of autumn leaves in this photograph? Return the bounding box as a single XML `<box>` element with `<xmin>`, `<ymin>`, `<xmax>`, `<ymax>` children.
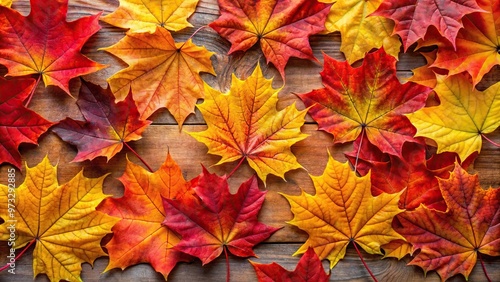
<box><xmin>1</xmin><ymin>0</ymin><xmax>500</xmax><ymax>281</ymax></box>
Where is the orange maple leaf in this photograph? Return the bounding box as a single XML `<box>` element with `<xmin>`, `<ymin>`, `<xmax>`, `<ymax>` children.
<box><xmin>187</xmin><ymin>64</ymin><xmax>308</xmax><ymax>183</ymax></box>
<box><xmin>98</xmin><ymin>153</ymin><xmax>194</xmax><ymax>279</ymax></box>
<box><xmin>282</xmin><ymin>154</ymin><xmax>405</xmax><ymax>268</ymax></box>
<box><xmin>395</xmin><ymin>163</ymin><xmax>500</xmax><ymax>281</ymax></box>
<box><xmin>102</xmin><ymin>27</ymin><xmax>215</xmax><ymax>125</ymax></box>
<box><xmin>426</xmin><ymin>0</ymin><xmax>500</xmax><ymax>87</ymax></box>
<box><xmin>0</xmin><ymin>0</ymin><xmax>106</xmax><ymax>95</ymax></box>
<box><xmin>101</xmin><ymin>0</ymin><xmax>199</xmax><ymax>33</ymax></box>
<box><xmin>209</xmin><ymin>0</ymin><xmax>331</xmax><ymax>78</ymax></box>
<box><xmin>0</xmin><ymin>156</ymin><xmax>118</xmax><ymax>282</ymax></box>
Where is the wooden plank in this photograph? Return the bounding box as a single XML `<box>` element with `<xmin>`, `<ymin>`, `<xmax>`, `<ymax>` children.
<box><xmin>1</xmin><ymin>0</ymin><xmax>500</xmax><ymax>281</ymax></box>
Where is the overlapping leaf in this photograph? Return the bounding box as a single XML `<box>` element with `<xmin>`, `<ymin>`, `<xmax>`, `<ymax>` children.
<box><xmin>322</xmin><ymin>0</ymin><xmax>401</xmax><ymax>64</ymax></box>
<box><xmin>102</xmin><ymin>27</ymin><xmax>215</xmax><ymax>124</ymax></box>
<box><xmin>0</xmin><ymin>156</ymin><xmax>119</xmax><ymax>282</ymax></box>
<box><xmin>250</xmin><ymin>247</ymin><xmax>330</xmax><ymax>282</ymax></box>
<box><xmin>52</xmin><ymin>79</ymin><xmax>151</xmax><ymax>162</ymax></box>
<box><xmin>373</xmin><ymin>0</ymin><xmax>482</xmax><ymax>51</ymax></box>
<box><xmin>209</xmin><ymin>0</ymin><xmax>331</xmax><ymax>78</ymax></box>
<box><xmin>407</xmin><ymin>74</ymin><xmax>500</xmax><ymax>162</ymax></box>
<box><xmin>98</xmin><ymin>153</ymin><xmax>193</xmax><ymax>279</ymax></box>
<box><xmin>0</xmin><ymin>0</ymin><xmax>105</xmax><ymax>94</ymax></box>
<box><xmin>428</xmin><ymin>0</ymin><xmax>500</xmax><ymax>87</ymax></box>
<box><xmin>162</xmin><ymin>167</ymin><xmax>280</xmax><ymax>265</ymax></box>
<box><xmin>299</xmin><ymin>48</ymin><xmax>431</xmax><ymax>158</ymax></box>
<box><xmin>282</xmin><ymin>154</ymin><xmax>405</xmax><ymax>268</ymax></box>
<box><xmin>188</xmin><ymin>64</ymin><xmax>308</xmax><ymax>183</ymax></box>
<box><xmin>0</xmin><ymin>77</ymin><xmax>53</xmax><ymax>168</ymax></box>
<box><xmin>101</xmin><ymin>0</ymin><xmax>199</xmax><ymax>33</ymax></box>
<box><xmin>395</xmin><ymin>163</ymin><xmax>500</xmax><ymax>281</ymax></box>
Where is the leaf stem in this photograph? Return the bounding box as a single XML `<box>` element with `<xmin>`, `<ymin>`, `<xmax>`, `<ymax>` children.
<box><xmin>24</xmin><ymin>75</ymin><xmax>41</xmax><ymax>107</ymax></box>
<box><xmin>352</xmin><ymin>241</ymin><xmax>378</xmax><ymax>282</ymax></box>
<box><xmin>227</xmin><ymin>157</ymin><xmax>245</xmax><ymax>179</ymax></box>
<box><xmin>179</xmin><ymin>25</ymin><xmax>208</xmax><ymax>49</ymax></box>
<box><xmin>353</xmin><ymin>129</ymin><xmax>366</xmax><ymax>174</ymax></box>
<box><xmin>123</xmin><ymin>142</ymin><xmax>153</xmax><ymax>172</ymax></box>
<box><xmin>479</xmin><ymin>253</ymin><xmax>492</xmax><ymax>282</ymax></box>
<box><xmin>224</xmin><ymin>245</ymin><xmax>230</xmax><ymax>282</ymax></box>
<box><xmin>482</xmin><ymin>134</ymin><xmax>500</xmax><ymax>148</ymax></box>
<box><xmin>0</xmin><ymin>239</ymin><xmax>36</xmax><ymax>272</ymax></box>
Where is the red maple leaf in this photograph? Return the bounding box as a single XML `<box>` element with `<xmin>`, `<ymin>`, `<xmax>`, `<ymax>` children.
<box><xmin>395</xmin><ymin>163</ymin><xmax>500</xmax><ymax>281</ymax></box>
<box><xmin>299</xmin><ymin>48</ymin><xmax>431</xmax><ymax>158</ymax></box>
<box><xmin>162</xmin><ymin>167</ymin><xmax>280</xmax><ymax>265</ymax></box>
<box><xmin>209</xmin><ymin>0</ymin><xmax>331</xmax><ymax>78</ymax></box>
<box><xmin>0</xmin><ymin>77</ymin><xmax>53</xmax><ymax>168</ymax></box>
<box><xmin>52</xmin><ymin>79</ymin><xmax>151</xmax><ymax>162</ymax></box>
<box><xmin>373</xmin><ymin>0</ymin><xmax>483</xmax><ymax>51</ymax></box>
<box><xmin>0</xmin><ymin>0</ymin><xmax>105</xmax><ymax>95</ymax></box>
<box><xmin>250</xmin><ymin>247</ymin><xmax>330</xmax><ymax>282</ymax></box>
<box><xmin>346</xmin><ymin>136</ymin><xmax>474</xmax><ymax>211</ymax></box>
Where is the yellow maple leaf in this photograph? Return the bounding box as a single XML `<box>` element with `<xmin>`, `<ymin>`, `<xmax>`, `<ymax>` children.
<box><xmin>0</xmin><ymin>0</ymin><xmax>11</xmax><ymax>7</ymax></box>
<box><xmin>101</xmin><ymin>0</ymin><xmax>199</xmax><ymax>33</ymax></box>
<box><xmin>282</xmin><ymin>154</ymin><xmax>405</xmax><ymax>268</ymax></box>
<box><xmin>102</xmin><ymin>27</ymin><xmax>215</xmax><ymax>125</ymax></box>
<box><xmin>322</xmin><ymin>0</ymin><xmax>400</xmax><ymax>64</ymax></box>
<box><xmin>407</xmin><ymin>74</ymin><xmax>500</xmax><ymax>162</ymax></box>
<box><xmin>188</xmin><ymin>64</ymin><xmax>308</xmax><ymax>183</ymax></box>
<box><xmin>0</xmin><ymin>156</ymin><xmax>119</xmax><ymax>282</ymax></box>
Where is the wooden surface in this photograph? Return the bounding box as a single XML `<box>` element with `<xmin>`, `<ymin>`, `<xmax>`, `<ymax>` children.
<box><xmin>1</xmin><ymin>0</ymin><xmax>500</xmax><ymax>281</ymax></box>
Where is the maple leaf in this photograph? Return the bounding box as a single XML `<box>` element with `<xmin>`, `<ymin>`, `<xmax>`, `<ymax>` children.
<box><xmin>0</xmin><ymin>77</ymin><xmax>53</xmax><ymax>168</ymax></box>
<box><xmin>407</xmin><ymin>50</ymin><xmax>444</xmax><ymax>89</ymax></box>
<box><xmin>250</xmin><ymin>247</ymin><xmax>330</xmax><ymax>282</ymax></box>
<box><xmin>0</xmin><ymin>0</ymin><xmax>11</xmax><ymax>7</ymax></box>
<box><xmin>322</xmin><ymin>0</ymin><xmax>401</xmax><ymax>64</ymax></box>
<box><xmin>0</xmin><ymin>156</ymin><xmax>119</xmax><ymax>282</ymax></box>
<box><xmin>52</xmin><ymin>79</ymin><xmax>151</xmax><ymax>162</ymax></box>
<box><xmin>395</xmin><ymin>163</ymin><xmax>500</xmax><ymax>281</ymax></box>
<box><xmin>187</xmin><ymin>64</ymin><xmax>308</xmax><ymax>183</ymax></box>
<box><xmin>407</xmin><ymin>73</ymin><xmax>500</xmax><ymax>162</ymax></box>
<box><xmin>428</xmin><ymin>0</ymin><xmax>500</xmax><ymax>87</ymax></box>
<box><xmin>0</xmin><ymin>0</ymin><xmax>106</xmax><ymax>94</ymax></box>
<box><xmin>102</xmin><ymin>27</ymin><xmax>215</xmax><ymax>125</ymax></box>
<box><xmin>209</xmin><ymin>0</ymin><xmax>331</xmax><ymax>78</ymax></box>
<box><xmin>373</xmin><ymin>0</ymin><xmax>483</xmax><ymax>51</ymax></box>
<box><xmin>97</xmin><ymin>153</ymin><xmax>193</xmax><ymax>279</ymax></box>
<box><xmin>299</xmin><ymin>48</ymin><xmax>431</xmax><ymax>158</ymax></box>
<box><xmin>101</xmin><ymin>0</ymin><xmax>199</xmax><ymax>33</ymax></box>
<box><xmin>281</xmin><ymin>154</ymin><xmax>405</xmax><ymax>268</ymax></box>
<box><xmin>347</xmin><ymin>139</ymin><xmax>453</xmax><ymax>211</ymax></box>
<box><xmin>162</xmin><ymin>167</ymin><xmax>280</xmax><ymax>265</ymax></box>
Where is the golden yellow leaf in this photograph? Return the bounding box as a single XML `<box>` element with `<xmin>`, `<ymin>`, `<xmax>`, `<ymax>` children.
<box><xmin>323</xmin><ymin>0</ymin><xmax>400</xmax><ymax>64</ymax></box>
<box><xmin>282</xmin><ymin>154</ymin><xmax>405</xmax><ymax>268</ymax></box>
<box><xmin>407</xmin><ymin>74</ymin><xmax>500</xmax><ymax>161</ymax></box>
<box><xmin>0</xmin><ymin>156</ymin><xmax>119</xmax><ymax>282</ymax></box>
<box><xmin>188</xmin><ymin>64</ymin><xmax>308</xmax><ymax>183</ymax></box>
<box><xmin>0</xmin><ymin>0</ymin><xmax>11</xmax><ymax>7</ymax></box>
<box><xmin>101</xmin><ymin>0</ymin><xmax>199</xmax><ymax>33</ymax></box>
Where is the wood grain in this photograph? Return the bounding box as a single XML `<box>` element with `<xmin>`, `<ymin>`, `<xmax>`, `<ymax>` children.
<box><xmin>1</xmin><ymin>0</ymin><xmax>500</xmax><ymax>281</ymax></box>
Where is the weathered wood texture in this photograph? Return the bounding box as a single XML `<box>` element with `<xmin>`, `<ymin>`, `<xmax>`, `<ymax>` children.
<box><xmin>1</xmin><ymin>0</ymin><xmax>500</xmax><ymax>281</ymax></box>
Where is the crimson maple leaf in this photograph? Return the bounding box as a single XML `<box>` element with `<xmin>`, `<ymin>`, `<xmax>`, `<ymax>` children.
<box><xmin>373</xmin><ymin>0</ymin><xmax>483</xmax><ymax>51</ymax></box>
<box><xmin>0</xmin><ymin>0</ymin><xmax>105</xmax><ymax>94</ymax></box>
<box><xmin>162</xmin><ymin>167</ymin><xmax>280</xmax><ymax>265</ymax></box>
<box><xmin>0</xmin><ymin>77</ymin><xmax>53</xmax><ymax>168</ymax></box>
<box><xmin>299</xmin><ymin>48</ymin><xmax>431</xmax><ymax>158</ymax></box>
<box><xmin>395</xmin><ymin>163</ymin><xmax>500</xmax><ymax>281</ymax></box>
<box><xmin>209</xmin><ymin>0</ymin><xmax>331</xmax><ymax>78</ymax></box>
<box><xmin>52</xmin><ymin>79</ymin><xmax>151</xmax><ymax>162</ymax></box>
<box><xmin>250</xmin><ymin>247</ymin><xmax>330</xmax><ymax>282</ymax></box>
